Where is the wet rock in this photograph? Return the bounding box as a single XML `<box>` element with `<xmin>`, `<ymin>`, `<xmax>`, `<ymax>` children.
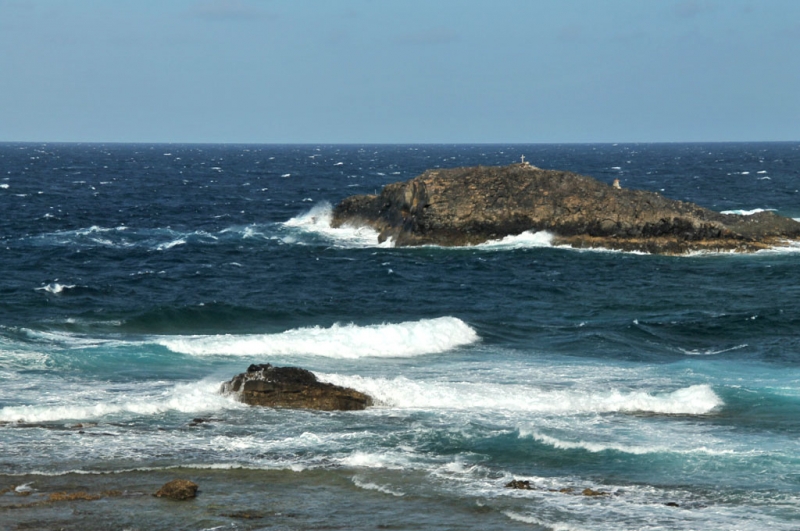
<box><xmin>154</xmin><ymin>479</ymin><xmax>198</xmax><ymax>501</ymax></box>
<box><xmin>48</xmin><ymin>491</ymin><xmax>102</xmax><ymax>502</ymax></box>
<box><xmin>581</xmin><ymin>488</ymin><xmax>609</xmax><ymax>497</ymax></box>
<box><xmin>221</xmin><ymin>510</ymin><xmax>265</xmax><ymax>519</ymax></box>
<box><xmin>505</xmin><ymin>480</ymin><xmax>533</xmax><ymax>490</ymax></box>
<box><xmin>332</xmin><ymin>163</ymin><xmax>800</xmax><ymax>254</ymax></box>
<box><xmin>221</xmin><ymin>364</ymin><xmax>373</xmax><ymax>411</ymax></box>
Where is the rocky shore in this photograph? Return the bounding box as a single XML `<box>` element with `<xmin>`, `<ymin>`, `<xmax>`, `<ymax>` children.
<box><xmin>332</xmin><ymin>163</ymin><xmax>800</xmax><ymax>254</ymax></box>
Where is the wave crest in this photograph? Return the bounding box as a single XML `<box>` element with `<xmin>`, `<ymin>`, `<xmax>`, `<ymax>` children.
<box><xmin>155</xmin><ymin>317</ymin><xmax>479</xmax><ymax>358</ymax></box>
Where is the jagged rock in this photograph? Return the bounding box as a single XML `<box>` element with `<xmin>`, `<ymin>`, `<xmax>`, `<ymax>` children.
<box><xmin>505</xmin><ymin>480</ymin><xmax>533</xmax><ymax>490</ymax></box>
<box><xmin>332</xmin><ymin>163</ymin><xmax>800</xmax><ymax>254</ymax></box>
<box><xmin>154</xmin><ymin>479</ymin><xmax>198</xmax><ymax>500</ymax></box>
<box><xmin>221</xmin><ymin>364</ymin><xmax>373</xmax><ymax>411</ymax></box>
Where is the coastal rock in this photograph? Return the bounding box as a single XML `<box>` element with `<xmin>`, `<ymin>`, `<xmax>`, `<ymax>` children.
<box><xmin>154</xmin><ymin>479</ymin><xmax>198</xmax><ymax>501</ymax></box>
<box><xmin>221</xmin><ymin>364</ymin><xmax>373</xmax><ymax>411</ymax></box>
<box><xmin>331</xmin><ymin>163</ymin><xmax>800</xmax><ymax>254</ymax></box>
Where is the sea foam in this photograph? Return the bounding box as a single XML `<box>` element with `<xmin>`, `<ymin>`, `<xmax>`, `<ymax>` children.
<box><xmin>319</xmin><ymin>375</ymin><xmax>722</xmax><ymax>415</ymax></box>
<box><xmin>155</xmin><ymin>316</ymin><xmax>479</xmax><ymax>358</ymax></box>
<box><xmin>0</xmin><ymin>380</ymin><xmax>242</xmax><ymax>423</ymax></box>
<box><xmin>721</xmin><ymin>208</ymin><xmax>776</xmax><ymax>216</ymax></box>
<box><xmin>476</xmin><ymin>231</ymin><xmax>554</xmax><ymax>250</ymax></box>
<box><xmin>282</xmin><ymin>202</ymin><xmax>391</xmax><ymax>248</ymax></box>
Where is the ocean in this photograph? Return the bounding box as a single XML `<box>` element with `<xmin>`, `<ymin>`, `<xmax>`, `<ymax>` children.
<box><xmin>1</xmin><ymin>142</ymin><xmax>799</xmax><ymax>530</ymax></box>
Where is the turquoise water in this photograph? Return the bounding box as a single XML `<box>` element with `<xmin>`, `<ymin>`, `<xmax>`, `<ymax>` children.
<box><xmin>1</xmin><ymin>143</ymin><xmax>800</xmax><ymax>529</ymax></box>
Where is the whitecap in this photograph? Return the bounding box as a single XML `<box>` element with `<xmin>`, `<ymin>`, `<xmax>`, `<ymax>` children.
<box><xmin>521</xmin><ymin>430</ymin><xmax>737</xmax><ymax>456</ymax></box>
<box><xmin>35</xmin><ymin>283</ymin><xmax>75</xmax><ymax>295</ymax></box>
<box><xmin>155</xmin><ymin>316</ymin><xmax>479</xmax><ymax>358</ymax></box>
<box><xmin>504</xmin><ymin>512</ymin><xmax>579</xmax><ymax>531</ymax></box>
<box><xmin>156</xmin><ymin>238</ymin><xmax>186</xmax><ymax>251</ymax></box>
<box><xmin>0</xmin><ymin>183</ymin><xmax>9</xmax><ymax>189</ymax></box>
<box><xmin>679</xmin><ymin>344</ymin><xmax>748</xmax><ymax>356</ymax></box>
<box><xmin>351</xmin><ymin>475</ymin><xmax>405</xmax><ymax>496</ymax></box>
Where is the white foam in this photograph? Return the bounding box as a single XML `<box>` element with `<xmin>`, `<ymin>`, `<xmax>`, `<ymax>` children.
<box><xmin>476</xmin><ymin>230</ymin><xmax>554</xmax><ymax>250</ymax></box>
<box><xmin>351</xmin><ymin>475</ymin><xmax>405</xmax><ymax>496</ymax></box>
<box><xmin>155</xmin><ymin>317</ymin><xmax>479</xmax><ymax>358</ymax></box>
<box><xmin>522</xmin><ymin>430</ymin><xmax>736</xmax><ymax>456</ymax></box>
<box><xmin>504</xmin><ymin>512</ymin><xmax>580</xmax><ymax>531</ymax></box>
<box><xmin>320</xmin><ymin>375</ymin><xmax>722</xmax><ymax>415</ymax></box>
<box><xmin>338</xmin><ymin>451</ymin><xmax>412</xmax><ymax>470</ymax></box>
<box><xmin>679</xmin><ymin>344</ymin><xmax>748</xmax><ymax>356</ymax></box>
<box><xmin>0</xmin><ymin>380</ymin><xmax>242</xmax><ymax>423</ymax></box>
<box><xmin>721</xmin><ymin>208</ymin><xmax>776</xmax><ymax>216</ymax></box>
<box><xmin>35</xmin><ymin>282</ymin><xmax>75</xmax><ymax>294</ymax></box>
<box><xmin>156</xmin><ymin>238</ymin><xmax>186</xmax><ymax>250</ymax></box>
<box><xmin>283</xmin><ymin>202</ymin><xmax>390</xmax><ymax>248</ymax></box>
<box><xmin>0</xmin><ymin>183</ymin><xmax>8</xmax><ymax>189</ymax></box>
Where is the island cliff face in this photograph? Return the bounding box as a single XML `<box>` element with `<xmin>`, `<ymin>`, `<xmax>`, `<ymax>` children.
<box><xmin>331</xmin><ymin>164</ymin><xmax>800</xmax><ymax>254</ymax></box>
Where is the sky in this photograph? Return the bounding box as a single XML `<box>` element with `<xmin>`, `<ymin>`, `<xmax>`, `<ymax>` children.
<box><xmin>1</xmin><ymin>0</ymin><xmax>798</xmax><ymax>144</ymax></box>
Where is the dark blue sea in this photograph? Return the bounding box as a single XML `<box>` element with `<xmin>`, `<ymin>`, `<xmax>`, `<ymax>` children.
<box><xmin>1</xmin><ymin>143</ymin><xmax>800</xmax><ymax>530</ymax></box>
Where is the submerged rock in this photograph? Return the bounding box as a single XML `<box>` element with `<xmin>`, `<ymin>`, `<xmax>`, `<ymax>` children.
<box><xmin>332</xmin><ymin>163</ymin><xmax>800</xmax><ymax>254</ymax></box>
<box><xmin>154</xmin><ymin>479</ymin><xmax>198</xmax><ymax>501</ymax></box>
<box><xmin>221</xmin><ymin>364</ymin><xmax>373</xmax><ymax>411</ymax></box>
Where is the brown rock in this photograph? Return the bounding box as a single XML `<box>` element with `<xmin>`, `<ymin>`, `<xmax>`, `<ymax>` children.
<box><xmin>49</xmin><ymin>491</ymin><xmax>102</xmax><ymax>502</ymax></box>
<box><xmin>582</xmin><ymin>488</ymin><xmax>608</xmax><ymax>497</ymax></box>
<box><xmin>221</xmin><ymin>364</ymin><xmax>373</xmax><ymax>411</ymax></box>
<box><xmin>505</xmin><ymin>479</ymin><xmax>533</xmax><ymax>490</ymax></box>
<box><xmin>331</xmin><ymin>163</ymin><xmax>800</xmax><ymax>254</ymax></box>
<box><xmin>154</xmin><ymin>479</ymin><xmax>198</xmax><ymax>501</ymax></box>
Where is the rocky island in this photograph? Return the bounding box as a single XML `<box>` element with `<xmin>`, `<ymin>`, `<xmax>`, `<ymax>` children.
<box><xmin>332</xmin><ymin>163</ymin><xmax>800</xmax><ymax>254</ymax></box>
<box><xmin>221</xmin><ymin>364</ymin><xmax>373</xmax><ymax>411</ymax></box>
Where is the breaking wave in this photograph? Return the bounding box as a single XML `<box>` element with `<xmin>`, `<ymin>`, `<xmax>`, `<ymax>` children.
<box><xmin>155</xmin><ymin>317</ymin><xmax>479</xmax><ymax>358</ymax></box>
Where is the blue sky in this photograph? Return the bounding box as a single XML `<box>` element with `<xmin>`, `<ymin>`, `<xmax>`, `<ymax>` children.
<box><xmin>1</xmin><ymin>0</ymin><xmax>798</xmax><ymax>143</ymax></box>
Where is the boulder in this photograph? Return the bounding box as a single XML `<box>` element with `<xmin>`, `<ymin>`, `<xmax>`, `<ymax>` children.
<box><xmin>221</xmin><ymin>364</ymin><xmax>373</xmax><ymax>411</ymax></box>
<box><xmin>505</xmin><ymin>480</ymin><xmax>533</xmax><ymax>490</ymax></box>
<box><xmin>331</xmin><ymin>163</ymin><xmax>800</xmax><ymax>254</ymax></box>
<box><xmin>154</xmin><ymin>479</ymin><xmax>198</xmax><ymax>501</ymax></box>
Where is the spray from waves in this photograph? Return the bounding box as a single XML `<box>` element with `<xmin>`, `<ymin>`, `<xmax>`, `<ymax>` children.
<box><xmin>0</xmin><ymin>380</ymin><xmax>243</xmax><ymax>423</ymax></box>
<box><xmin>155</xmin><ymin>317</ymin><xmax>479</xmax><ymax>358</ymax></box>
<box><xmin>319</xmin><ymin>375</ymin><xmax>722</xmax><ymax>415</ymax></box>
<box><xmin>282</xmin><ymin>202</ymin><xmax>392</xmax><ymax>248</ymax></box>
<box><xmin>475</xmin><ymin>231</ymin><xmax>554</xmax><ymax>250</ymax></box>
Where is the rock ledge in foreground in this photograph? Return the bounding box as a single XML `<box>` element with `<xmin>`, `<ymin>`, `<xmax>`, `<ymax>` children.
<box><xmin>331</xmin><ymin>163</ymin><xmax>800</xmax><ymax>254</ymax></box>
<box><xmin>221</xmin><ymin>364</ymin><xmax>373</xmax><ymax>411</ymax></box>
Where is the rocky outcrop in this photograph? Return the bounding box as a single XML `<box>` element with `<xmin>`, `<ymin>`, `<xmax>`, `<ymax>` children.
<box><xmin>221</xmin><ymin>364</ymin><xmax>373</xmax><ymax>411</ymax></box>
<box><xmin>154</xmin><ymin>479</ymin><xmax>198</xmax><ymax>501</ymax></box>
<box><xmin>331</xmin><ymin>163</ymin><xmax>800</xmax><ymax>254</ymax></box>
